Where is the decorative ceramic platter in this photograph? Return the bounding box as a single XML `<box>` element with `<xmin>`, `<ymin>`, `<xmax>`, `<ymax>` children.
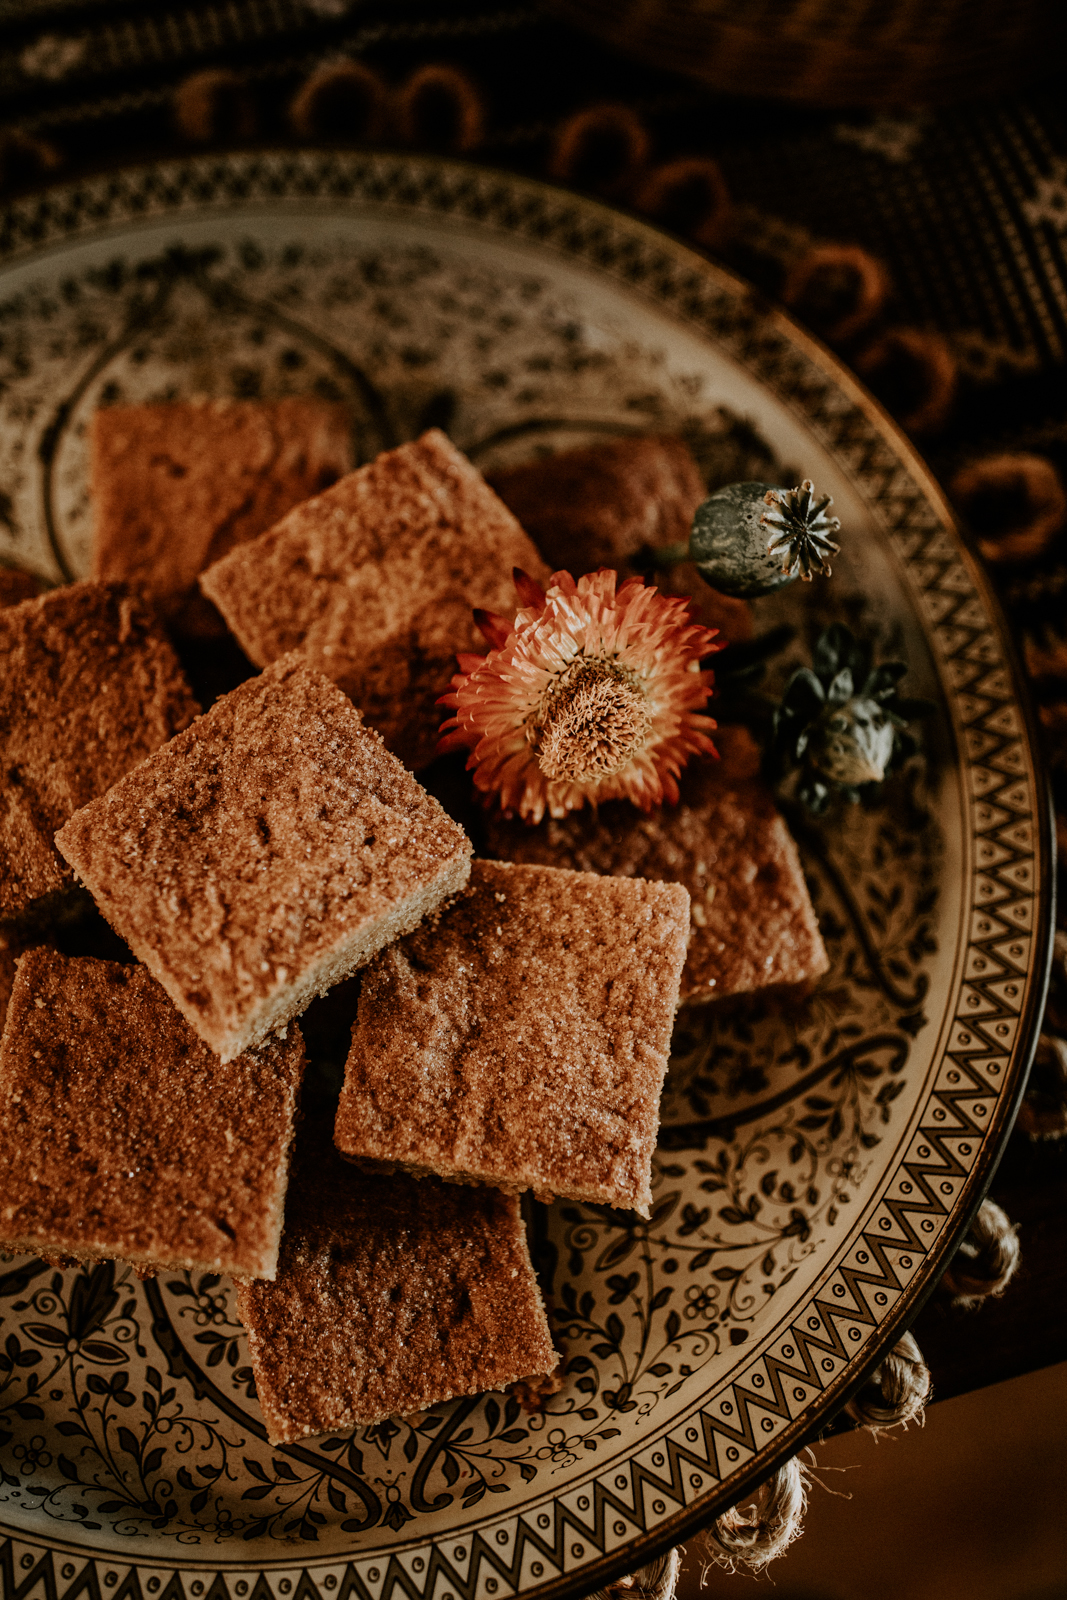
<box><xmin>0</xmin><ymin>153</ymin><xmax>1053</xmax><ymax>1600</ymax></box>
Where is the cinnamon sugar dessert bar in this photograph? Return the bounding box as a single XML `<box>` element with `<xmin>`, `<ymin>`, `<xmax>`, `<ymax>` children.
<box><xmin>91</xmin><ymin>398</ymin><xmax>352</xmax><ymax>637</ymax></box>
<box><xmin>0</xmin><ymin>930</ymin><xmax>20</xmax><ymax>1030</ymax></box>
<box><xmin>489</xmin><ymin>433</ymin><xmax>704</xmax><ymax>573</ymax></box>
<box><xmin>488</xmin><ymin>433</ymin><xmax>752</xmax><ymax>641</ymax></box>
<box><xmin>0</xmin><ymin>950</ymin><xmax>305</xmax><ymax>1278</ymax></box>
<box><xmin>199</xmin><ymin>429</ymin><xmax>548</xmax><ymax>769</ymax></box>
<box><xmin>235</xmin><ymin>1124</ymin><xmax>556</xmax><ymax>1443</ymax></box>
<box><xmin>0</xmin><ymin>582</ymin><xmax>198</xmax><ymax>922</ymax></box>
<box><xmin>0</xmin><ymin>568</ymin><xmax>39</xmax><ymax>608</ymax></box>
<box><xmin>55</xmin><ymin>654</ymin><xmax>472</xmax><ymax>1062</ymax></box>
<box><xmin>485</xmin><ymin>725</ymin><xmax>828</xmax><ymax>1004</ymax></box>
<box><xmin>334</xmin><ymin>859</ymin><xmax>689</xmax><ymax>1216</ymax></box>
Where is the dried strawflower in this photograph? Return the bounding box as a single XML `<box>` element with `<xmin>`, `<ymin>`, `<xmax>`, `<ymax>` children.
<box><xmin>438</xmin><ymin>568</ymin><xmax>722</xmax><ymax>823</ymax></box>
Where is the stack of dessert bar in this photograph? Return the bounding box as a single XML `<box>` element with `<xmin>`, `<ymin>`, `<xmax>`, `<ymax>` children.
<box><xmin>0</xmin><ymin>406</ymin><xmax>826</xmax><ymax>1445</ymax></box>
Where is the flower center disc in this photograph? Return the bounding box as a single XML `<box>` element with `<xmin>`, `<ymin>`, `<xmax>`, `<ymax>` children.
<box><xmin>535</xmin><ymin>658</ymin><xmax>651</xmax><ymax>784</ymax></box>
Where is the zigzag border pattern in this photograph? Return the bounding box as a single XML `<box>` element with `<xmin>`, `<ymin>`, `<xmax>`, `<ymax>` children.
<box><xmin>0</xmin><ymin>154</ymin><xmax>1046</xmax><ymax>1600</ymax></box>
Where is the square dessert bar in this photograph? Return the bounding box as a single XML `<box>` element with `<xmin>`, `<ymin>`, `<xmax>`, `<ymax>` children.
<box><xmin>91</xmin><ymin>398</ymin><xmax>353</xmax><ymax>637</ymax></box>
<box><xmin>0</xmin><ymin>930</ymin><xmax>20</xmax><ymax>1030</ymax></box>
<box><xmin>334</xmin><ymin>859</ymin><xmax>690</xmax><ymax>1216</ymax></box>
<box><xmin>484</xmin><ymin>726</ymin><xmax>829</xmax><ymax>1005</ymax></box>
<box><xmin>55</xmin><ymin>654</ymin><xmax>472</xmax><ymax>1062</ymax></box>
<box><xmin>0</xmin><ymin>582</ymin><xmax>198</xmax><ymax>922</ymax></box>
<box><xmin>0</xmin><ymin>950</ymin><xmax>305</xmax><ymax>1279</ymax></box>
<box><xmin>0</xmin><ymin>568</ymin><xmax>39</xmax><ymax>609</ymax></box>
<box><xmin>488</xmin><ymin>434</ymin><xmax>705</xmax><ymax>574</ymax></box>
<box><xmin>200</xmin><ymin>428</ymin><xmax>549</xmax><ymax>770</ymax></box>
<box><xmin>488</xmin><ymin>433</ymin><xmax>753</xmax><ymax>643</ymax></box>
<box><xmin>235</xmin><ymin>1124</ymin><xmax>557</xmax><ymax>1443</ymax></box>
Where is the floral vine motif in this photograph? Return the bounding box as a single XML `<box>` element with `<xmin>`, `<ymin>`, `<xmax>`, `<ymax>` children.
<box><xmin>541</xmin><ymin>1022</ymin><xmax>915</xmax><ymax>1442</ymax></box>
<box><xmin>167</xmin><ymin>1270</ymin><xmax>256</xmax><ymax>1398</ymax></box>
<box><xmin>0</xmin><ymin>1261</ymin><xmax>242</xmax><ymax>1537</ymax></box>
<box><xmin>228</xmin><ymin>1396</ymin><xmax>543</xmax><ymax>1544</ymax></box>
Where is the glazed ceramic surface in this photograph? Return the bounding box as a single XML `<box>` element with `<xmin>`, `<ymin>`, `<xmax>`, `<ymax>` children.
<box><xmin>0</xmin><ymin>153</ymin><xmax>1052</xmax><ymax>1600</ymax></box>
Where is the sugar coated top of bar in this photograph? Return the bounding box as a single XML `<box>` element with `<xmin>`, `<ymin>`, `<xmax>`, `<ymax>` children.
<box><xmin>0</xmin><ymin>950</ymin><xmax>305</xmax><ymax>1279</ymax></box>
<box><xmin>0</xmin><ymin>581</ymin><xmax>198</xmax><ymax>920</ymax></box>
<box><xmin>335</xmin><ymin>859</ymin><xmax>690</xmax><ymax>1216</ymax></box>
<box><xmin>490</xmin><ymin>434</ymin><xmax>752</xmax><ymax>642</ymax></box>
<box><xmin>488</xmin><ymin>433</ymin><xmax>705</xmax><ymax>573</ymax></box>
<box><xmin>91</xmin><ymin>398</ymin><xmax>352</xmax><ymax>633</ymax></box>
<box><xmin>485</xmin><ymin>726</ymin><xmax>828</xmax><ymax>1003</ymax></box>
<box><xmin>0</xmin><ymin>569</ymin><xmax>39</xmax><ymax>609</ymax></box>
<box><xmin>55</xmin><ymin>655</ymin><xmax>472</xmax><ymax>1061</ymax></box>
<box><xmin>235</xmin><ymin>1125</ymin><xmax>556</xmax><ymax>1443</ymax></box>
<box><xmin>199</xmin><ymin>429</ymin><xmax>548</xmax><ymax>769</ymax></box>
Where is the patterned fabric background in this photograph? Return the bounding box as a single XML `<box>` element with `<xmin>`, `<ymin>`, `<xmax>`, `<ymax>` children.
<box><xmin>1</xmin><ymin>0</ymin><xmax>1065</xmax><ymax>1319</ymax></box>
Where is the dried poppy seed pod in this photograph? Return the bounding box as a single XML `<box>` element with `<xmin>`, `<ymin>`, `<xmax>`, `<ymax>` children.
<box><xmin>689</xmin><ymin>479</ymin><xmax>840</xmax><ymax>598</ymax></box>
<box><xmin>806</xmin><ymin>696</ymin><xmax>897</xmax><ymax>787</ymax></box>
<box><xmin>769</xmin><ymin>622</ymin><xmax>929</xmax><ymax>815</ymax></box>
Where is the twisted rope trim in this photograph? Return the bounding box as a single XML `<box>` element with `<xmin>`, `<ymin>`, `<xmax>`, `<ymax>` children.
<box><xmin>701</xmin><ymin>1456</ymin><xmax>809</xmax><ymax>1573</ymax></box>
<box><xmin>845</xmin><ymin>1329</ymin><xmax>931</xmax><ymax>1432</ymax></box>
<box><xmin>585</xmin><ymin>1547</ymin><xmax>680</xmax><ymax>1600</ymax></box>
<box><xmin>939</xmin><ymin>1198</ymin><xmax>1021</xmax><ymax>1309</ymax></box>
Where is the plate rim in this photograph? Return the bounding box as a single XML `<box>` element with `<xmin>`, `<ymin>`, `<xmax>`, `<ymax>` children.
<box><xmin>0</xmin><ymin>146</ymin><xmax>1056</xmax><ymax>1594</ymax></box>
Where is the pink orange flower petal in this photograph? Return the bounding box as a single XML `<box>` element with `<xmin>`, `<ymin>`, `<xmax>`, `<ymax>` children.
<box><xmin>439</xmin><ymin>568</ymin><xmax>723</xmax><ymax>823</ymax></box>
